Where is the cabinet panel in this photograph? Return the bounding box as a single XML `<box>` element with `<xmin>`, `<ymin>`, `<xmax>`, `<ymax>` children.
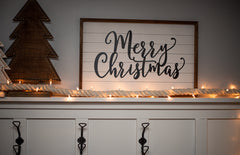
<box><xmin>88</xmin><ymin>119</ymin><xmax>137</xmax><ymax>155</ymax></box>
<box><xmin>0</xmin><ymin>119</ymin><xmax>14</xmax><ymax>155</ymax></box>
<box><xmin>27</xmin><ymin>119</ymin><xmax>76</xmax><ymax>155</ymax></box>
<box><xmin>149</xmin><ymin>119</ymin><xmax>195</xmax><ymax>155</ymax></box>
<box><xmin>208</xmin><ymin>119</ymin><xmax>240</xmax><ymax>155</ymax></box>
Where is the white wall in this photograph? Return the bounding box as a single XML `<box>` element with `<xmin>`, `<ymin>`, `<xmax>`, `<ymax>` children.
<box><xmin>0</xmin><ymin>0</ymin><xmax>239</xmax><ymax>89</ymax></box>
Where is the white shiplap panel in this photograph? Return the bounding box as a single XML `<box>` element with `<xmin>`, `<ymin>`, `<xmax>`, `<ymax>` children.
<box><xmin>82</xmin><ymin>71</ymin><xmax>194</xmax><ymax>83</ymax></box>
<box><xmin>81</xmin><ymin>20</ymin><xmax>196</xmax><ymax>90</ymax></box>
<box><xmin>82</xmin><ymin>82</ymin><xmax>194</xmax><ymax>91</ymax></box>
<box><xmin>82</xmin><ymin>61</ymin><xmax>194</xmax><ymax>73</ymax></box>
<box><xmin>83</xmin><ymin>43</ymin><xmax>194</xmax><ymax>54</ymax></box>
<box><xmin>83</xmin><ymin>22</ymin><xmax>194</xmax><ymax>36</ymax></box>
<box><xmin>83</xmin><ymin>52</ymin><xmax>194</xmax><ymax>63</ymax></box>
<box><xmin>83</xmin><ymin>33</ymin><xmax>194</xmax><ymax>45</ymax></box>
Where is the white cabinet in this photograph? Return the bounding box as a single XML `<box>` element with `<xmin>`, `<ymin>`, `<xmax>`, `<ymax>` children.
<box><xmin>27</xmin><ymin>119</ymin><xmax>76</xmax><ymax>155</ymax></box>
<box><xmin>208</xmin><ymin>119</ymin><xmax>240</xmax><ymax>155</ymax></box>
<box><xmin>149</xmin><ymin>119</ymin><xmax>195</xmax><ymax>155</ymax></box>
<box><xmin>0</xmin><ymin>97</ymin><xmax>240</xmax><ymax>155</ymax></box>
<box><xmin>0</xmin><ymin>119</ymin><xmax>14</xmax><ymax>155</ymax></box>
<box><xmin>88</xmin><ymin>119</ymin><xmax>137</xmax><ymax>155</ymax></box>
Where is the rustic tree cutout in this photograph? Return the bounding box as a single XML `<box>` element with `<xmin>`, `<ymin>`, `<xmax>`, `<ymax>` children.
<box><xmin>6</xmin><ymin>0</ymin><xmax>60</xmax><ymax>84</ymax></box>
<box><xmin>0</xmin><ymin>42</ymin><xmax>11</xmax><ymax>84</ymax></box>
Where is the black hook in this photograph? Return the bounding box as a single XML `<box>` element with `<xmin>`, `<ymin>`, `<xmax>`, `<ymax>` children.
<box><xmin>139</xmin><ymin>122</ymin><xmax>150</xmax><ymax>155</ymax></box>
<box><xmin>12</xmin><ymin>121</ymin><xmax>24</xmax><ymax>155</ymax></box>
<box><xmin>77</xmin><ymin>123</ymin><xmax>87</xmax><ymax>155</ymax></box>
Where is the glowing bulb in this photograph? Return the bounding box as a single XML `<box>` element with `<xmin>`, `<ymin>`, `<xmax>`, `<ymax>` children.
<box><xmin>167</xmin><ymin>96</ymin><xmax>172</xmax><ymax>100</ymax></box>
<box><xmin>49</xmin><ymin>79</ymin><xmax>52</xmax><ymax>85</ymax></box>
<box><xmin>210</xmin><ymin>94</ymin><xmax>217</xmax><ymax>98</ymax></box>
<box><xmin>171</xmin><ymin>86</ymin><xmax>175</xmax><ymax>89</ymax></box>
<box><xmin>67</xmin><ymin>94</ymin><xmax>72</xmax><ymax>101</ymax></box>
<box><xmin>192</xmin><ymin>94</ymin><xmax>196</xmax><ymax>98</ymax></box>
<box><xmin>151</xmin><ymin>96</ymin><xmax>155</xmax><ymax>98</ymax></box>
<box><xmin>36</xmin><ymin>87</ymin><xmax>39</xmax><ymax>92</ymax></box>
<box><xmin>109</xmin><ymin>94</ymin><xmax>112</xmax><ymax>98</ymax></box>
<box><xmin>226</xmin><ymin>89</ymin><xmax>229</xmax><ymax>92</ymax></box>
<box><xmin>235</xmin><ymin>96</ymin><xmax>239</xmax><ymax>99</ymax></box>
<box><xmin>19</xmin><ymin>80</ymin><xmax>22</xmax><ymax>84</ymax></box>
<box><xmin>136</xmin><ymin>94</ymin><xmax>139</xmax><ymax>98</ymax></box>
<box><xmin>76</xmin><ymin>87</ymin><xmax>79</xmax><ymax>91</ymax></box>
<box><xmin>201</xmin><ymin>85</ymin><xmax>205</xmax><ymax>89</ymax></box>
<box><xmin>230</xmin><ymin>85</ymin><xmax>236</xmax><ymax>89</ymax></box>
<box><xmin>7</xmin><ymin>80</ymin><xmax>10</xmax><ymax>84</ymax></box>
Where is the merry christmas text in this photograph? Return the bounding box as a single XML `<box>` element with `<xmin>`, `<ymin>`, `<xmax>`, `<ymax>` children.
<box><xmin>94</xmin><ymin>30</ymin><xmax>185</xmax><ymax>80</ymax></box>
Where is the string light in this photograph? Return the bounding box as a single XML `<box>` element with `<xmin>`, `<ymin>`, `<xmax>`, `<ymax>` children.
<box><xmin>1</xmin><ymin>83</ymin><xmax>240</xmax><ymax>99</ymax></box>
<box><xmin>230</xmin><ymin>84</ymin><xmax>236</xmax><ymax>89</ymax></box>
<box><xmin>192</xmin><ymin>94</ymin><xmax>196</xmax><ymax>98</ymax></box>
<box><xmin>167</xmin><ymin>96</ymin><xmax>172</xmax><ymax>100</ymax></box>
<box><xmin>90</xmin><ymin>86</ymin><xmax>95</xmax><ymax>90</ymax></box>
<box><xmin>210</xmin><ymin>94</ymin><xmax>217</xmax><ymax>98</ymax></box>
<box><xmin>49</xmin><ymin>79</ymin><xmax>52</xmax><ymax>85</ymax></box>
<box><xmin>67</xmin><ymin>94</ymin><xmax>72</xmax><ymax>101</ymax></box>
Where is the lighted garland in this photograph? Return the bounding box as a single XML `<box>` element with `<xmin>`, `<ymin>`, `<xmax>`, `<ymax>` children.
<box><xmin>1</xmin><ymin>84</ymin><xmax>240</xmax><ymax>98</ymax></box>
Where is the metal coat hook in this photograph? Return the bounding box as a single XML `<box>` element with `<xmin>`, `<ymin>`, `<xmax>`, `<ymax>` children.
<box><xmin>139</xmin><ymin>122</ymin><xmax>150</xmax><ymax>155</ymax></box>
<box><xmin>12</xmin><ymin>121</ymin><xmax>24</xmax><ymax>155</ymax></box>
<box><xmin>77</xmin><ymin>123</ymin><xmax>87</xmax><ymax>155</ymax></box>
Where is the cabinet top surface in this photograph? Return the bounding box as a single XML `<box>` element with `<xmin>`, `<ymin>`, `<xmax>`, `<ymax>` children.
<box><xmin>0</xmin><ymin>97</ymin><xmax>239</xmax><ymax>103</ymax></box>
<box><xmin>0</xmin><ymin>97</ymin><xmax>240</xmax><ymax>110</ymax></box>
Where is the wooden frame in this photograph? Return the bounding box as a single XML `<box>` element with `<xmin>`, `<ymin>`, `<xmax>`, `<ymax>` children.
<box><xmin>80</xmin><ymin>18</ymin><xmax>198</xmax><ymax>90</ymax></box>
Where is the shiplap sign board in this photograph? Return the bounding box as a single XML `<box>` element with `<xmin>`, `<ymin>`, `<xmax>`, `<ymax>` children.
<box><xmin>80</xmin><ymin>19</ymin><xmax>198</xmax><ymax>91</ymax></box>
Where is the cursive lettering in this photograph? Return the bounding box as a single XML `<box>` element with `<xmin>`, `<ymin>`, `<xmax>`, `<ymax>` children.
<box><xmin>94</xmin><ymin>30</ymin><xmax>185</xmax><ymax>80</ymax></box>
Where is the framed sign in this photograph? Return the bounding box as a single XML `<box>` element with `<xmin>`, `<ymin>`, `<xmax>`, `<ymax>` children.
<box><xmin>80</xmin><ymin>18</ymin><xmax>198</xmax><ymax>91</ymax></box>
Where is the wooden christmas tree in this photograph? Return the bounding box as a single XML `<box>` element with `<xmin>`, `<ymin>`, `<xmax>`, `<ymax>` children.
<box><xmin>0</xmin><ymin>41</ymin><xmax>11</xmax><ymax>84</ymax></box>
<box><xmin>6</xmin><ymin>0</ymin><xmax>61</xmax><ymax>84</ymax></box>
